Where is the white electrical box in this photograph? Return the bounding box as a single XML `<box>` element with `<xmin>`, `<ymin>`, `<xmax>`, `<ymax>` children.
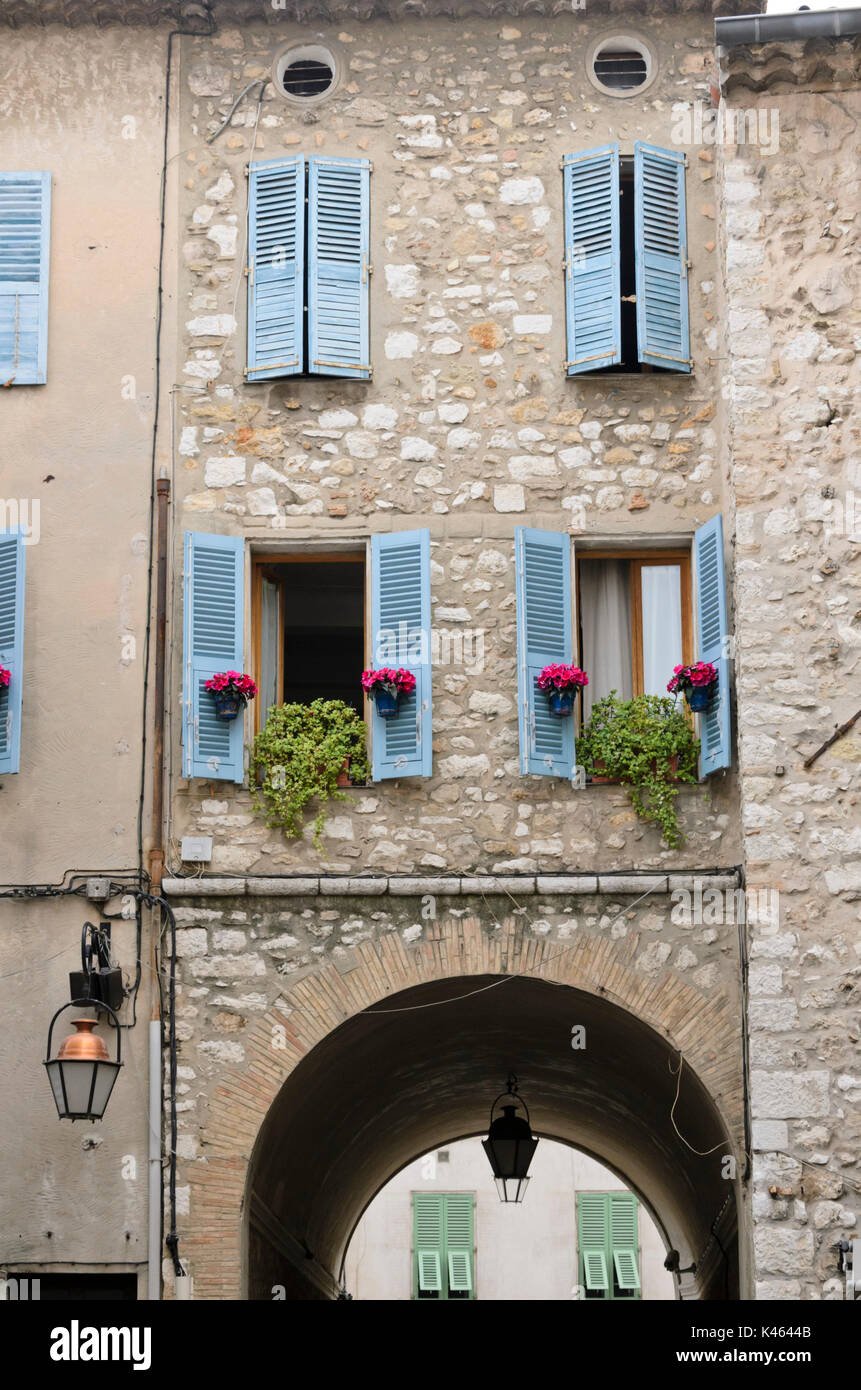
<box><xmin>180</xmin><ymin>836</ymin><xmax>213</xmax><ymax>863</ymax></box>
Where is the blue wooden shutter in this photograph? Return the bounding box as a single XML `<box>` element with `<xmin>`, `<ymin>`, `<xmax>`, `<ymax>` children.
<box><xmin>308</xmin><ymin>156</ymin><xmax>371</xmax><ymax>380</ymax></box>
<box><xmin>246</xmin><ymin>158</ymin><xmax>304</xmax><ymax>380</ymax></box>
<box><xmin>695</xmin><ymin>514</ymin><xmax>731</xmax><ymax>777</ymax></box>
<box><xmin>634</xmin><ymin>142</ymin><xmax>691</xmax><ymax>372</ymax></box>
<box><xmin>0</xmin><ymin>531</ymin><xmax>25</xmax><ymax>774</ymax></box>
<box><xmin>370</xmin><ymin>530</ymin><xmax>432</xmax><ymax>781</ymax></box>
<box><xmin>182</xmin><ymin>532</ymin><xmax>245</xmax><ymax>783</ymax></box>
<box><xmin>0</xmin><ymin>172</ymin><xmax>50</xmax><ymax>385</ymax></box>
<box><xmin>563</xmin><ymin>145</ymin><xmax>620</xmax><ymax>374</ymax></box>
<box><xmin>515</xmin><ymin>528</ymin><xmax>575</xmax><ymax>778</ymax></box>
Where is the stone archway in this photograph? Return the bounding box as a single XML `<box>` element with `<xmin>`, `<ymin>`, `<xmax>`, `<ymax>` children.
<box><xmin>180</xmin><ymin>915</ymin><xmax>746</xmax><ymax>1300</ymax></box>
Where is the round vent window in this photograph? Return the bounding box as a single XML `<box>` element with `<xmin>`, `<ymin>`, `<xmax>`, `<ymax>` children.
<box><xmin>273</xmin><ymin>43</ymin><xmax>339</xmax><ymax>105</ymax></box>
<box><xmin>587</xmin><ymin>36</ymin><xmax>655</xmax><ymax>97</ymax></box>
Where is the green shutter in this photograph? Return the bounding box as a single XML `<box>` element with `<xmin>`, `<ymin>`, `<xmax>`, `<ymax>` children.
<box><xmin>413</xmin><ymin>1193</ymin><xmax>474</xmax><ymax>1300</ymax></box>
<box><xmin>613</xmin><ymin>1249</ymin><xmax>641</xmax><ymax>1291</ymax></box>
<box><xmin>610</xmin><ymin>1193</ymin><xmax>641</xmax><ymax>1291</ymax></box>
<box><xmin>583</xmin><ymin>1250</ymin><xmax>609</xmax><ymax>1291</ymax></box>
<box><xmin>578</xmin><ymin>1193</ymin><xmax>611</xmax><ymax>1297</ymax></box>
<box><xmin>417</xmin><ymin>1250</ymin><xmax>442</xmax><ymax>1293</ymax></box>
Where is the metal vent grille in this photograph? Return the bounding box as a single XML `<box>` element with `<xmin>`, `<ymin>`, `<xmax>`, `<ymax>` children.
<box><xmin>594</xmin><ymin>49</ymin><xmax>648</xmax><ymax>90</ymax></box>
<box><xmin>281</xmin><ymin>58</ymin><xmax>333</xmax><ymax>98</ymax></box>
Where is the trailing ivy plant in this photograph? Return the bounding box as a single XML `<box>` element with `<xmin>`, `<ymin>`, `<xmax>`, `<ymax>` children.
<box><xmin>576</xmin><ymin>692</ymin><xmax>700</xmax><ymax>849</ymax></box>
<box><xmin>250</xmin><ymin>699</ymin><xmax>370</xmax><ymax>849</ymax></box>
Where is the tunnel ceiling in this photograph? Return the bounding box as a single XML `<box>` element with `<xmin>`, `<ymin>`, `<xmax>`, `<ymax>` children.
<box><xmin>248</xmin><ymin>974</ymin><xmax>737</xmax><ymax>1296</ymax></box>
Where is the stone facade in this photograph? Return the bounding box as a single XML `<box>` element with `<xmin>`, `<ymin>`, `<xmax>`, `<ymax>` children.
<box><xmin>717</xmin><ymin>36</ymin><xmax>861</xmax><ymax>1300</ymax></box>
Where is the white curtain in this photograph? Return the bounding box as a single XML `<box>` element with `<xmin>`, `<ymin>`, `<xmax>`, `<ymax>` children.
<box><xmin>259</xmin><ymin>577</ymin><xmax>280</xmax><ymax>727</ymax></box>
<box><xmin>641</xmin><ymin>565</ymin><xmax>682</xmax><ymax>697</ymax></box>
<box><xmin>579</xmin><ymin>560</ymin><xmax>633</xmax><ymax>719</ymax></box>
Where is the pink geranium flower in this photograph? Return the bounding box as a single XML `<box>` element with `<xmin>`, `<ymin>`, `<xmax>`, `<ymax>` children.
<box><xmin>204</xmin><ymin>671</ymin><xmax>258</xmax><ymax>701</ymax></box>
<box><xmin>0</xmin><ymin>665</ymin><xmax>10</xmax><ymax>688</ymax></box>
<box><xmin>666</xmin><ymin>662</ymin><xmax>718</xmax><ymax>696</ymax></box>
<box><xmin>361</xmin><ymin>667</ymin><xmax>417</xmax><ymax>697</ymax></box>
<box><xmin>537</xmin><ymin>663</ymin><xmax>589</xmax><ymax>692</ymax></box>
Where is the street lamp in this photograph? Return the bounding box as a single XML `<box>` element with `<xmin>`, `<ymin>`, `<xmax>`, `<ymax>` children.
<box><xmin>482</xmin><ymin>1074</ymin><xmax>538</xmax><ymax>1203</ymax></box>
<box><xmin>44</xmin><ymin>1000</ymin><xmax>122</xmax><ymax>1122</ymax></box>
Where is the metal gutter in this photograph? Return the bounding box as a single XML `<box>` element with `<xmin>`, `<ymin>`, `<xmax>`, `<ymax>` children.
<box><xmin>716</xmin><ymin>8</ymin><xmax>861</xmax><ymax>48</ymax></box>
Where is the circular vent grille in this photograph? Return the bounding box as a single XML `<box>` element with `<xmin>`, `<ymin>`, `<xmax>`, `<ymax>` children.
<box><xmin>593</xmin><ymin>47</ymin><xmax>649</xmax><ymax>91</ymax></box>
<box><xmin>282</xmin><ymin>57</ymin><xmax>334</xmax><ymax>99</ymax></box>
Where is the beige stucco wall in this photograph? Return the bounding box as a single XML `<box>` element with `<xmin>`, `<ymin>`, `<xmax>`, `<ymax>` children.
<box><xmin>0</xmin><ymin>27</ymin><xmax>164</xmax><ymax>1277</ymax></box>
<box><xmin>345</xmin><ymin>1138</ymin><xmax>676</xmax><ymax>1300</ymax></box>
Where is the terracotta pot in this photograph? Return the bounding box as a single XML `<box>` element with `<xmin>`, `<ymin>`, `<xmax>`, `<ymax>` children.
<box><xmin>336</xmin><ymin>757</ymin><xmax>352</xmax><ymax>788</ymax></box>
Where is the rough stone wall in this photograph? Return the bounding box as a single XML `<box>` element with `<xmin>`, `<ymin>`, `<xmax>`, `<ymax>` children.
<box><xmin>717</xmin><ymin>40</ymin><xmax>861</xmax><ymax>1299</ymax></box>
<box><xmin>169</xmin><ymin>13</ymin><xmax>742</xmax><ymax>875</ymax></box>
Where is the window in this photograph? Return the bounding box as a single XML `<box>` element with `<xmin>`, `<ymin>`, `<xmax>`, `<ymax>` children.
<box><xmin>273</xmin><ymin>44</ymin><xmax>339</xmax><ymax>104</ymax></box>
<box><xmin>413</xmin><ymin>1193</ymin><xmax>475</xmax><ymax>1300</ymax></box>
<box><xmin>246</xmin><ymin>155</ymin><xmax>371</xmax><ymax>382</ymax></box>
<box><xmin>563</xmin><ymin>142</ymin><xmax>690</xmax><ymax>375</ymax></box>
<box><xmin>588</xmin><ymin>37</ymin><xmax>654</xmax><ymax>96</ymax></box>
<box><xmin>578</xmin><ymin>550</ymin><xmax>693</xmax><ymax>719</ymax></box>
<box><xmin>514</xmin><ymin>519</ymin><xmax>731</xmax><ymax>780</ymax></box>
<box><xmin>0</xmin><ymin>171</ymin><xmax>50</xmax><ymax>385</ymax></box>
<box><xmin>577</xmin><ymin>1192</ymin><xmax>642</xmax><ymax>1300</ymax></box>
<box><xmin>181</xmin><ymin>527</ymin><xmax>434</xmax><ymax>786</ymax></box>
<box><xmin>0</xmin><ymin>529</ymin><xmax>26</xmax><ymax>776</ymax></box>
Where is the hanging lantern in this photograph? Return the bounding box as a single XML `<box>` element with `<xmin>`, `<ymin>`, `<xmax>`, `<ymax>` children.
<box><xmin>482</xmin><ymin>1074</ymin><xmax>539</xmax><ymax>1203</ymax></box>
<box><xmin>44</xmin><ymin>1001</ymin><xmax>122</xmax><ymax>1122</ymax></box>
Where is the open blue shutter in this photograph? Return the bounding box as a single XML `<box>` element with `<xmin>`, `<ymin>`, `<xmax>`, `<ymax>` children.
<box><xmin>246</xmin><ymin>158</ymin><xmax>304</xmax><ymax>381</ymax></box>
<box><xmin>515</xmin><ymin>528</ymin><xmax>575</xmax><ymax>778</ymax></box>
<box><xmin>0</xmin><ymin>531</ymin><xmax>25</xmax><ymax>774</ymax></box>
<box><xmin>308</xmin><ymin>156</ymin><xmax>371</xmax><ymax>380</ymax></box>
<box><xmin>182</xmin><ymin>532</ymin><xmax>245</xmax><ymax>783</ymax></box>
<box><xmin>370</xmin><ymin>529</ymin><xmax>431</xmax><ymax>781</ymax></box>
<box><xmin>695</xmin><ymin>514</ymin><xmax>731</xmax><ymax>777</ymax></box>
<box><xmin>0</xmin><ymin>172</ymin><xmax>50</xmax><ymax>385</ymax></box>
<box><xmin>563</xmin><ymin>145</ymin><xmax>620</xmax><ymax>375</ymax></box>
<box><xmin>634</xmin><ymin>142</ymin><xmax>691</xmax><ymax>372</ymax></box>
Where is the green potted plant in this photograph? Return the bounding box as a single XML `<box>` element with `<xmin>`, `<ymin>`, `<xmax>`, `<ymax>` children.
<box><xmin>250</xmin><ymin>698</ymin><xmax>370</xmax><ymax>848</ymax></box>
<box><xmin>576</xmin><ymin>692</ymin><xmax>700</xmax><ymax>848</ymax></box>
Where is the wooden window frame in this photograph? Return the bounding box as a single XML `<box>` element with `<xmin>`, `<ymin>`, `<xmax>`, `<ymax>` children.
<box><xmin>577</xmin><ymin>547</ymin><xmax>693</xmax><ymax>698</ymax></box>
<box><xmin>250</xmin><ymin>550</ymin><xmax>367</xmax><ymax>736</ymax></box>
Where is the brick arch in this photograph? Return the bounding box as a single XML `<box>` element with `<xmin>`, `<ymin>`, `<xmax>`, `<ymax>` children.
<box><xmin>183</xmin><ymin>915</ymin><xmax>743</xmax><ymax>1300</ymax></box>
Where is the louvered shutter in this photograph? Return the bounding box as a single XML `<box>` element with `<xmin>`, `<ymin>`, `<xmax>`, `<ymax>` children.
<box><xmin>182</xmin><ymin>532</ymin><xmax>245</xmax><ymax>783</ymax></box>
<box><xmin>370</xmin><ymin>530</ymin><xmax>432</xmax><ymax>781</ymax></box>
<box><xmin>515</xmin><ymin>528</ymin><xmax>575</xmax><ymax>778</ymax></box>
<box><xmin>308</xmin><ymin>156</ymin><xmax>371</xmax><ymax>380</ymax></box>
<box><xmin>0</xmin><ymin>531</ymin><xmax>25</xmax><ymax>774</ymax></box>
<box><xmin>578</xmin><ymin>1193</ymin><xmax>610</xmax><ymax>1293</ymax></box>
<box><xmin>563</xmin><ymin>145</ymin><xmax>620</xmax><ymax>374</ymax></box>
<box><xmin>610</xmin><ymin>1193</ymin><xmax>641</xmax><ymax>1292</ymax></box>
<box><xmin>634</xmin><ymin>142</ymin><xmax>691</xmax><ymax>372</ymax></box>
<box><xmin>694</xmin><ymin>514</ymin><xmax>731</xmax><ymax>776</ymax></box>
<box><xmin>246</xmin><ymin>158</ymin><xmax>304</xmax><ymax>381</ymax></box>
<box><xmin>445</xmin><ymin>1194</ymin><xmax>474</xmax><ymax>1294</ymax></box>
<box><xmin>414</xmin><ymin>1194</ymin><xmax>444</xmax><ymax>1296</ymax></box>
<box><xmin>0</xmin><ymin>172</ymin><xmax>50</xmax><ymax>385</ymax></box>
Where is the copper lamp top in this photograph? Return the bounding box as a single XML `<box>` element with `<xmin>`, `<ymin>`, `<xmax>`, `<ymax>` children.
<box><xmin>56</xmin><ymin>1018</ymin><xmax>111</xmax><ymax>1063</ymax></box>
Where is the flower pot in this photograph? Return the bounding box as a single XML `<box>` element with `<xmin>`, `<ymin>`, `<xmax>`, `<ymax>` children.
<box><xmin>686</xmin><ymin>685</ymin><xmax>716</xmax><ymax>713</ymax></box>
<box><xmin>336</xmin><ymin>757</ymin><xmax>352</xmax><ymax>788</ymax></box>
<box><xmin>547</xmin><ymin>688</ymin><xmax>575</xmax><ymax>718</ymax></box>
<box><xmin>212</xmin><ymin>691</ymin><xmax>241</xmax><ymax>721</ymax></box>
<box><xmin>373</xmin><ymin>689</ymin><xmax>400</xmax><ymax>719</ymax></box>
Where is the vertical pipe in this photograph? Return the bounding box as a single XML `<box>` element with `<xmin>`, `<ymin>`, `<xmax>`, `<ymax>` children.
<box><xmin>148</xmin><ymin>1018</ymin><xmax>162</xmax><ymax>1301</ymax></box>
<box><xmin>150</xmin><ymin>475</ymin><xmax>171</xmax><ymax>895</ymax></box>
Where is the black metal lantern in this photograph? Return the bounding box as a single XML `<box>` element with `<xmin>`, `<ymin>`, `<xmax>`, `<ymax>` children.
<box><xmin>482</xmin><ymin>1074</ymin><xmax>539</xmax><ymax>1203</ymax></box>
<box><xmin>44</xmin><ymin>999</ymin><xmax>122</xmax><ymax>1122</ymax></box>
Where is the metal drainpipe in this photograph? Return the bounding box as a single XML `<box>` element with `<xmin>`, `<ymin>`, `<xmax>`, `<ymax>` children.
<box><xmin>147</xmin><ymin>477</ymin><xmax>170</xmax><ymax>1300</ymax></box>
<box><xmin>715</xmin><ymin>8</ymin><xmax>861</xmax><ymax>48</ymax></box>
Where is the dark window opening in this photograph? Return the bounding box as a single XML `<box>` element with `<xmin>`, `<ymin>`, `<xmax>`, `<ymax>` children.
<box><xmin>259</xmin><ymin>558</ymin><xmax>365</xmax><ymax>716</ymax></box>
<box><xmin>282</xmin><ymin>58</ymin><xmax>334</xmax><ymax>99</ymax></box>
<box><xmin>594</xmin><ymin>48</ymin><xmax>648</xmax><ymax>91</ymax></box>
<box><xmin>591</xmin><ymin>160</ymin><xmax>668</xmax><ymax>375</ymax></box>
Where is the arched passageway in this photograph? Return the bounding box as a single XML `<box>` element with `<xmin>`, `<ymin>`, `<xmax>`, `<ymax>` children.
<box><xmin>244</xmin><ymin>974</ymin><xmax>741</xmax><ymax>1300</ymax></box>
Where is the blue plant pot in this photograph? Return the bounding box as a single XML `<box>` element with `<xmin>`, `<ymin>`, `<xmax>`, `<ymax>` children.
<box><xmin>212</xmin><ymin>691</ymin><xmax>241</xmax><ymax>721</ymax></box>
<box><xmin>686</xmin><ymin>686</ymin><xmax>715</xmax><ymax>713</ymax></box>
<box><xmin>547</xmin><ymin>688</ymin><xmax>575</xmax><ymax>718</ymax></box>
<box><xmin>374</xmin><ymin>689</ymin><xmax>400</xmax><ymax>719</ymax></box>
